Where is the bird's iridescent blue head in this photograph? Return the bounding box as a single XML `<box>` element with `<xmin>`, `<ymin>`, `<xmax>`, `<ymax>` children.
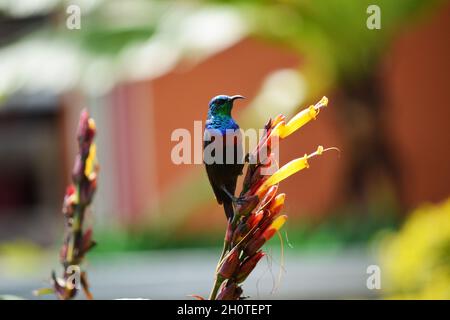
<box><xmin>208</xmin><ymin>94</ymin><xmax>245</xmax><ymax>117</ymax></box>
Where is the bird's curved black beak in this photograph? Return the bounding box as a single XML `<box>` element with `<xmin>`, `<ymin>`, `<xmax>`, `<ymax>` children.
<box><xmin>230</xmin><ymin>95</ymin><xmax>245</xmax><ymax>101</ymax></box>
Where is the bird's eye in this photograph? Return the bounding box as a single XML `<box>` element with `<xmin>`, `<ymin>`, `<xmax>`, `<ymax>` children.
<box><xmin>217</xmin><ymin>99</ymin><xmax>226</xmax><ymax>106</ymax></box>
<box><xmin>209</xmin><ymin>96</ymin><xmax>229</xmax><ymax>109</ymax></box>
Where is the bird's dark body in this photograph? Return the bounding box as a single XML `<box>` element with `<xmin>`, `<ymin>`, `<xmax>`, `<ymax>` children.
<box><xmin>203</xmin><ymin>95</ymin><xmax>245</xmax><ymax>220</ymax></box>
<box><xmin>204</xmin><ymin>132</ymin><xmax>243</xmax><ymax>217</ymax></box>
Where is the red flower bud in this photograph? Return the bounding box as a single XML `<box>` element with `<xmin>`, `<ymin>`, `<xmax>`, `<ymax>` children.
<box><xmin>231</xmin><ymin>223</ymin><xmax>249</xmax><ymax>245</ymax></box>
<box><xmin>242</xmin><ymin>163</ymin><xmax>256</xmax><ymax>193</ymax></box>
<box><xmin>62</xmin><ymin>185</ymin><xmax>77</xmax><ymax>217</ymax></box>
<box><xmin>218</xmin><ymin>249</ymin><xmax>240</xmax><ymax>279</ymax></box>
<box><xmin>246</xmin><ymin>174</ymin><xmax>270</xmax><ymax>198</ymax></box>
<box><xmin>77</xmin><ymin>109</ymin><xmax>96</xmax><ymax>155</ymax></box>
<box><xmin>217</xmin><ymin>281</ymin><xmax>242</xmax><ymax>300</ymax></box>
<box><xmin>236</xmin><ymin>251</ymin><xmax>265</xmax><ymax>283</ymax></box>
<box><xmin>225</xmin><ymin>221</ymin><xmax>234</xmax><ymax>243</ymax></box>
<box><xmin>259</xmin><ymin>185</ymin><xmax>278</xmax><ymax>209</ymax></box>
<box><xmin>244</xmin><ymin>237</ymin><xmax>265</xmax><ymax>257</ymax></box>
<box><xmin>247</xmin><ymin>210</ymin><xmax>264</xmax><ymax>229</ymax></box>
<box><xmin>271</xmin><ymin>114</ymin><xmax>286</xmax><ymax>128</ymax></box>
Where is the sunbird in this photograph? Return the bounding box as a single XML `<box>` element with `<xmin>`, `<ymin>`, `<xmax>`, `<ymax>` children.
<box><xmin>203</xmin><ymin>94</ymin><xmax>245</xmax><ymax>220</ymax></box>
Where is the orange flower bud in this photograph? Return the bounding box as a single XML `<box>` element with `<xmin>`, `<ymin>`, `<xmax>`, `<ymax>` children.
<box><xmin>268</xmin><ymin>121</ymin><xmax>285</xmax><ymax>140</ymax></box>
<box><xmin>247</xmin><ymin>175</ymin><xmax>269</xmax><ymax>198</ymax></box>
<box><xmin>271</xmin><ymin>114</ymin><xmax>286</xmax><ymax>128</ymax></box>
<box><xmin>267</xmin><ymin>193</ymin><xmax>286</xmax><ymax>218</ymax></box>
<box><xmin>259</xmin><ymin>185</ymin><xmax>278</xmax><ymax>208</ymax></box>
<box><xmin>262</xmin><ymin>215</ymin><xmax>288</xmax><ymax>241</ymax></box>
<box><xmin>266</xmin><ymin>133</ymin><xmax>280</xmax><ymax>156</ymax></box>
<box><xmin>247</xmin><ymin>210</ymin><xmax>264</xmax><ymax>229</ymax></box>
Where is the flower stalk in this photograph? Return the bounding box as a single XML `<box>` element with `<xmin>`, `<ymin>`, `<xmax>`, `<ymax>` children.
<box><xmin>34</xmin><ymin>109</ymin><xmax>99</xmax><ymax>300</ymax></box>
<box><xmin>209</xmin><ymin>96</ymin><xmax>336</xmax><ymax>300</ymax></box>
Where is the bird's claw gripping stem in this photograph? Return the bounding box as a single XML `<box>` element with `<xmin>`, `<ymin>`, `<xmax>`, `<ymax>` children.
<box><xmin>221</xmin><ymin>186</ymin><xmax>246</xmax><ymax>205</ymax></box>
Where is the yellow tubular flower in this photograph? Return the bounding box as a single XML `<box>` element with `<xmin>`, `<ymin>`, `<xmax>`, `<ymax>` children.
<box><xmin>263</xmin><ymin>154</ymin><xmax>309</xmax><ymax>189</ymax></box>
<box><xmin>256</xmin><ymin>145</ymin><xmax>337</xmax><ymax>196</ymax></box>
<box><xmin>280</xmin><ymin>96</ymin><xmax>328</xmax><ymax>139</ymax></box>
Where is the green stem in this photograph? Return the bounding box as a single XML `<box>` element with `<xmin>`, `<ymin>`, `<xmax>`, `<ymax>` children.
<box><xmin>210</xmin><ymin>203</ymin><xmax>244</xmax><ymax>299</ymax></box>
<box><xmin>210</xmin><ymin>220</ymin><xmax>232</xmax><ymax>300</ymax></box>
<box><xmin>209</xmin><ymin>275</ymin><xmax>224</xmax><ymax>300</ymax></box>
<box><xmin>209</xmin><ymin>245</ymin><xmax>227</xmax><ymax>300</ymax></box>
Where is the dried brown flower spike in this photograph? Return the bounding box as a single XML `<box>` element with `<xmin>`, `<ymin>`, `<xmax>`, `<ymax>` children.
<box><xmin>35</xmin><ymin>109</ymin><xmax>99</xmax><ymax>300</ymax></box>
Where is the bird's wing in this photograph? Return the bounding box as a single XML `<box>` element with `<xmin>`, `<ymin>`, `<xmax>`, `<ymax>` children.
<box><xmin>204</xmin><ymin>163</ymin><xmax>224</xmax><ymax>204</ymax></box>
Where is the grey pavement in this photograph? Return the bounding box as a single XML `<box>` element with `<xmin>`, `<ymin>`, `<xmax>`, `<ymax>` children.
<box><xmin>0</xmin><ymin>247</ymin><xmax>381</xmax><ymax>299</ymax></box>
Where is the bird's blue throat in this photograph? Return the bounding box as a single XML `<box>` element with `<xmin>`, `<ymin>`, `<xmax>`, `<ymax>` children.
<box><xmin>205</xmin><ymin>114</ymin><xmax>239</xmax><ymax>135</ymax></box>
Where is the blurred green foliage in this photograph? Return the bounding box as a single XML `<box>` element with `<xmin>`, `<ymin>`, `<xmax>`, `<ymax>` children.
<box><xmin>220</xmin><ymin>0</ymin><xmax>442</xmax><ymax>82</ymax></box>
<box><xmin>91</xmin><ymin>201</ymin><xmax>399</xmax><ymax>253</ymax></box>
<box><xmin>77</xmin><ymin>27</ymin><xmax>155</xmax><ymax>55</ymax></box>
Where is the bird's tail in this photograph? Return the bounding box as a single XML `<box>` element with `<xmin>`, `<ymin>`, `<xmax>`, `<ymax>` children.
<box><xmin>223</xmin><ymin>201</ymin><xmax>234</xmax><ymax>221</ymax></box>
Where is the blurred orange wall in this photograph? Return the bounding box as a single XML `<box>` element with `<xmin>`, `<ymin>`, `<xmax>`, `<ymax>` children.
<box><xmin>93</xmin><ymin>3</ymin><xmax>450</xmax><ymax>227</ymax></box>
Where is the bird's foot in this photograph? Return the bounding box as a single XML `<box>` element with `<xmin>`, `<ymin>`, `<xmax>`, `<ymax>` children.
<box><xmin>221</xmin><ymin>186</ymin><xmax>247</xmax><ymax>206</ymax></box>
<box><xmin>233</xmin><ymin>195</ymin><xmax>247</xmax><ymax>206</ymax></box>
